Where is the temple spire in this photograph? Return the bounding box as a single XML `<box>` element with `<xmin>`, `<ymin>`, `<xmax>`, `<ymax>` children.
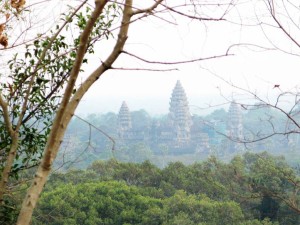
<box><xmin>227</xmin><ymin>101</ymin><xmax>243</xmax><ymax>139</ymax></box>
<box><xmin>118</xmin><ymin>101</ymin><xmax>132</xmax><ymax>139</ymax></box>
<box><xmin>169</xmin><ymin>80</ymin><xmax>192</xmax><ymax>143</ymax></box>
<box><xmin>227</xmin><ymin>101</ymin><xmax>243</xmax><ymax>152</ymax></box>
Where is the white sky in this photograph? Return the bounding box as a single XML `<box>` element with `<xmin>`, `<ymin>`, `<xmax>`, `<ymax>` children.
<box><xmin>76</xmin><ymin>0</ymin><xmax>300</xmax><ymax>116</ymax></box>
<box><xmin>14</xmin><ymin>0</ymin><xmax>300</xmax><ymax>116</ymax></box>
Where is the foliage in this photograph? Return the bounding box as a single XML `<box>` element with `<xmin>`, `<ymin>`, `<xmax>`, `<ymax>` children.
<box><xmin>88</xmin><ymin>159</ymin><xmax>162</xmax><ymax>188</ymax></box>
<box><xmin>32</xmin><ymin>181</ymin><xmax>164</xmax><ymax>225</ymax></box>
<box><xmin>38</xmin><ymin>152</ymin><xmax>300</xmax><ymax>224</ymax></box>
<box><xmin>115</xmin><ymin>143</ymin><xmax>153</xmax><ymax>163</ymax></box>
<box><xmin>163</xmin><ymin>190</ymin><xmax>244</xmax><ymax>225</ymax></box>
<box><xmin>32</xmin><ymin>180</ymin><xmax>267</xmax><ymax>225</ymax></box>
<box><xmin>0</xmin><ymin>32</ymin><xmax>74</xmax><ymax>176</ymax></box>
<box><xmin>0</xmin><ymin>1</ymin><xmax>119</xmax><ymax>176</ymax></box>
<box><xmin>0</xmin><ymin>2</ymin><xmax>121</xmax><ymax>223</ymax></box>
<box><xmin>131</xmin><ymin>110</ymin><xmax>152</xmax><ymax>130</ymax></box>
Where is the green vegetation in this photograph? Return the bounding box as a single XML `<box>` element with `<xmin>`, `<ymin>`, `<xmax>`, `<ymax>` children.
<box><xmin>30</xmin><ymin>152</ymin><xmax>299</xmax><ymax>225</ymax></box>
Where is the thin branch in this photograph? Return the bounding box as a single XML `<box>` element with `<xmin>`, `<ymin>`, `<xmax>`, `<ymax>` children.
<box><xmin>111</xmin><ymin>66</ymin><xmax>178</xmax><ymax>72</ymax></box>
<box><xmin>271</xmin><ymin>11</ymin><xmax>300</xmax><ymax>49</ymax></box>
<box><xmin>132</xmin><ymin>0</ymin><xmax>164</xmax><ymax>15</ymax></box>
<box><xmin>74</xmin><ymin>114</ymin><xmax>116</xmax><ymax>153</ymax></box>
<box><xmin>161</xmin><ymin>3</ymin><xmax>226</xmax><ymax>21</ymax></box>
<box><xmin>122</xmin><ymin>50</ymin><xmax>233</xmax><ymax>65</ymax></box>
<box><xmin>21</xmin><ymin>71</ymin><xmax>70</xmax><ymax>124</ymax></box>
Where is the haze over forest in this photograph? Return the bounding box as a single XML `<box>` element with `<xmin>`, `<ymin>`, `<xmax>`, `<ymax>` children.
<box><xmin>60</xmin><ymin>80</ymin><xmax>300</xmax><ymax>171</ymax></box>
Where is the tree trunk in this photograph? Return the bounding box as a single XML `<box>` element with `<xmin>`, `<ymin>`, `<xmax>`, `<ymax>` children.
<box><xmin>0</xmin><ymin>135</ymin><xmax>18</xmax><ymax>204</ymax></box>
<box><xmin>16</xmin><ymin>1</ymin><xmax>109</xmax><ymax>224</ymax></box>
<box><xmin>15</xmin><ymin>0</ymin><xmax>136</xmax><ymax>223</ymax></box>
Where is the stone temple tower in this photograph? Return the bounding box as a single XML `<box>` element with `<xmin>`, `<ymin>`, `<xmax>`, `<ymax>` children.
<box><xmin>169</xmin><ymin>80</ymin><xmax>192</xmax><ymax>144</ymax></box>
<box><xmin>227</xmin><ymin>101</ymin><xmax>243</xmax><ymax>139</ymax></box>
<box><xmin>118</xmin><ymin>101</ymin><xmax>132</xmax><ymax>139</ymax></box>
<box><xmin>227</xmin><ymin>101</ymin><xmax>243</xmax><ymax>152</ymax></box>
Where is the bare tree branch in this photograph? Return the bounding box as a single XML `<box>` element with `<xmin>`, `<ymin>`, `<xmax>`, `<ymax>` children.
<box><xmin>122</xmin><ymin>50</ymin><xmax>233</xmax><ymax>65</ymax></box>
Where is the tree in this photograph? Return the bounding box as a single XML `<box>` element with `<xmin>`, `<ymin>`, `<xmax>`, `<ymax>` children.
<box><xmin>116</xmin><ymin>143</ymin><xmax>153</xmax><ymax>163</ymax></box>
<box><xmin>0</xmin><ymin>1</ymin><xmax>234</xmax><ymax>224</ymax></box>
<box><xmin>35</xmin><ymin>156</ymin><xmax>300</xmax><ymax>224</ymax></box>
<box><xmin>31</xmin><ymin>181</ymin><xmax>164</xmax><ymax>225</ymax></box>
<box><xmin>163</xmin><ymin>190</ymin><xmax>244</xmax><ymax>225</ymax></box>
<box><xmin>226</xmin><ymin>152</ymin><xmax>300</xmax><ymax>224</ymax></box>
<box><xmin>32</xmin><ymin>176</ymin><xmax>279</xmax><ymax>225</ymax></box>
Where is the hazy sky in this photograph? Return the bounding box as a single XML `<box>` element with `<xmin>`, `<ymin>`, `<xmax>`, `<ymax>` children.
<box><xmin>75</xmin><ymin>0</ymin><xmax>300</xmax><ymax>116</ymax></box>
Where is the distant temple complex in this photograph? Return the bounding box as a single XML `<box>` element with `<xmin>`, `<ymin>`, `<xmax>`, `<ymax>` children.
<box><xmin>117</xmin><ymin>80</ymin><xmax>244</xmax><ymax>155</ymax></box>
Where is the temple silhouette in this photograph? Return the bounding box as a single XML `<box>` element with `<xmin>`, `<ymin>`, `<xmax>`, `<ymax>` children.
<box><xmin>117</xmin><ymin>80</ymin><xmax>244</xmax><ymax>155</ymax></box>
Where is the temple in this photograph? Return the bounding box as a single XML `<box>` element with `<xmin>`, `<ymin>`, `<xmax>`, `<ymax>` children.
<box><xmin>118</xmin><ymin>101</ymin><xmax>132</xmax><ymax>140</ymax></box>
<box><xmin>117</xmin><ymin>81</ymin><xmax>244</xmax><ymax>155</ymax></box>
<box><xmin>226</xmin><ymin>101</ymin><xmax>243</xmax><ymax>152</ymax></box>
<box><xmin>169</xmin><ymin>80</ymin><xmax>192</xmax><ymax>145</ymax></box>
<box><xmin>227</xmin><ymin>101</ymin><xmax>243</xmax><ymax>139</ymax></box>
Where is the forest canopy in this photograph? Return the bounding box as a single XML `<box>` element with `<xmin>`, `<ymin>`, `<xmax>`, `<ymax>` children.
<box><xmin>28</xmin><ymin>152</ymin><xmax>299</xmax><ymax>225</ymax></box>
